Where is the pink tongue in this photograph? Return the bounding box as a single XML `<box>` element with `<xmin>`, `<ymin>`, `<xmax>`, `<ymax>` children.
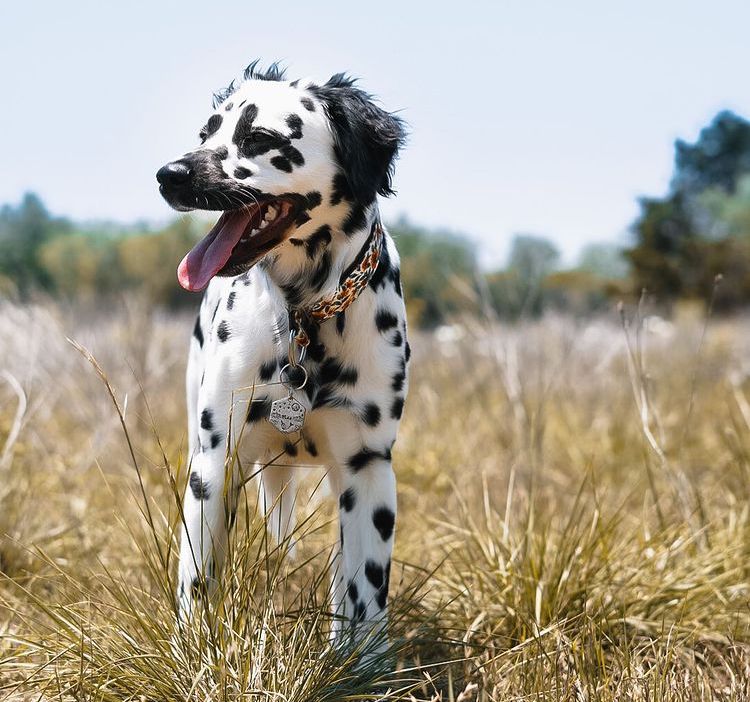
<box><xmin>177</xmin><ymin>210</ymin><xmax>253</xmax><ymax>292</ymax></box>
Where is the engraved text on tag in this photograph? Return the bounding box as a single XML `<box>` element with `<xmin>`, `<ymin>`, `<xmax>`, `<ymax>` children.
<box><xmin>268</xmin><ymin>396</ymin><xmax>306</xmax><ymax>433</ymax></box>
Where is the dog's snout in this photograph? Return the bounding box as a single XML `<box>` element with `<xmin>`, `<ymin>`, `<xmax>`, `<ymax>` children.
<box><xmin>156</xmin><ymin>161</ymin><xmax>192</xmax><ymax>188</ymax></box>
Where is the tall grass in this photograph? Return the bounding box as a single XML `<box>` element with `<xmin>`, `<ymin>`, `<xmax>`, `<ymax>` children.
<box><xmin>1</xmin><ymin>298</ymin><xmax>750</xmax><ymax>700</ymax></box>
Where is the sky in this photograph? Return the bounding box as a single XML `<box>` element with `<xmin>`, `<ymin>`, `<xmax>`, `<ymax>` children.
<box><xmin>2</xmin><ymin>1</ymin><xmax>749</xmax><ymax>267</ymax></box>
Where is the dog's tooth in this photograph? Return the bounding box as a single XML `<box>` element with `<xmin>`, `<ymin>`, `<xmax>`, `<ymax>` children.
<box><xmin>250</xmin><ymin>228</ymin><xmax>260</xmax><ymax>235</ymax></box>
<box><xmin>259</xmin><ymin>219</ymin><xmax>269</xmax><ymax>229</ymax></box>
<box><xmin>267</xmin><ymin>206</ymin><xmax>278</xmax><ymax>219</ymax></box>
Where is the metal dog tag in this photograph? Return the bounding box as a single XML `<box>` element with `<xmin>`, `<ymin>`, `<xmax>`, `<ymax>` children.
<box><xmin>268</xmin><ymin>394</ymin><xmax>306</xmax><ymax>434</ymax></box>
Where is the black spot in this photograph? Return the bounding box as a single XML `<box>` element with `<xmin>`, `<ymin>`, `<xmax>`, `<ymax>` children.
<box><xmin>191</xmin><ymin>576</ymin><xmax>208</xmax><ymax>599</ymax></box>
<box><xmin>373</xmin><ymin>507</ymin><xmax>395</xmax><ymax>541</ymax></box>
<box><xmin>340</xmin><ymin>524</ymin><xmax>344</xmax><ymax>548</ymax></box>
<box><xmin>270</xmin><ymin>156</ymin><xmax>292</xmax><ymax>172</ymax></box>
<box><xmin>347</xmin><ymin>580</ymin><xmax>358</xmax><ymax>604</ymax></box>
<box><xmin>217</xmin><ymin>320</ymin><xmax>230</xmax><ymax>342</ymax></box>
<box><xmin>234</xmin><ymin>166</ymin><xmax>253</xmax><ymax>179</ymax></box>
<box><xmin>312</xmin><ymin>386</ymin><xmax>350</xmax><ymax>410</ymax></box>
<box><xmin>289</xmin><ymin>79</ymin><xmax>300</xmax><ymax>88</ymax></box>
<box><xmin>290</xmin><ymin>238</ymin><xmax>304</xmax><ymax>247</ymax></box>
<box><xmin>391</xmin><ymin>396</ymin><xmax>404</xmax><ymax>420</ymax></box>
<box><xmin>259</xmin><ymin>359</ymin><xmax>277</xmax><ymax>381</ymax></box>
<box><xmin>232</xmin><ymin>103</ymin><xmax>259</xmax><ymax>148</ymax></box>
<box><xmin>305</xmin><ymin>191</ymin><xmax>322</xmax><ymax>209</ymax></box>
<box><xmin>281</xmin><ymin>144</ymin><xmax>304</xmax><ymax>166</ymax></box>
<box><xmin>305</xmin><ymin>225</ymin><xmax>332</xmax><ymax>259</ymax></box>
<box><xmin>390</xmin><ymin>267</ymin><xmax>403</xmax><ymax>297</ymax></box>
<box><xmin>365</xmin><ymin>560</ymin><xmax>384</xmax><ymax>589</ymax></box>
<box><xmin>405</xmin><ymin>341</ymin><xmax>411</xmax><ymax>362</ymax></box>
<box><xmin>375</xmin><ymin>310</ymin><xmax>398</xmax><ymax>332</ymax></box>
<box><xmin>227</xmin><ymin>291</ymin><xmax>236</xmax><ymax>310</ymax></box>
<box><xmin>376</xmin><ymin>562</ymin><xmax>391</xmax><ymax>609</ymax></box>
<box><xmin>369</xmin><ymin>240</ymin><xmax>392</xmax><ymax>291</ymax></box>
<box><xmin>204</xmin><ymin>113</ymin><xmax>223</xmax><ymax>139</ymax></box>
<box><xmin>210</xmin><ymin>432</ymin><xmax>222</xmax><ymax>449</ymax></box>
<box><xmin>301</xmin><ymin>97</ymin><xmax>315</xmax><ymax>112</ymax></box>
<box><xmin>348</xmin><ymin>446</ymin><xmax>390</xmax><ymax>472</ymax></box>
<box><xmin>319</xmin><ymin>358</ymin><xmax>358</xmax><ymax>386</ymax></box>
<box><xmin>304</xmin><ymin>436</ymin><xmax>318</xmax><ymax>456</ymax></box>
<box><xmin>193</xmin><ymin>316</ymin><xmax>204</xmax><ymax>347</ymax></box>
<box><xmin>310</xmin><ymin>251</ymin><xmax>332</xmax><ymax>291</ymax></box>
<box><xmin>361</xmin><ymin>403</ymin><xmax>381</xmax><ymax>427</ymax></box>
<box><xmin>215</xmin><ymin>145</ymin><xmax>229</xmax><ymax>159</ymax></box>
<box><xmin>189</xmin><ymin>472</ymin><xmax>210</xmax><ymax>500</ymax></box>
<box><xmin>283</xmin><ymin>440</ymin><xmax>298</xmax><ymax>457</ymax></box>
<box><xmin>200</xmin><ymin>408</ymin><xmax>213</xmax><ymax>431</ymax></box>
<box><xmin>224</xmin><ymin>101</ymin><xmax>234</xmax><ymax>111</ymax></box>
<box><xmin>211</xmin><ymin>299</ymin><xmax>220</xmax><ymax>324</ymax></box>
<box><xmin>342</xmin><ymin>203</ymin><xmax>366</xmax><ymax>235</ymax></box>
<box><xmin>336</xmin><ymin>311</ymin><xmax>346</xmax><ymax>335</ymax></box>
<box><xmin>339</xmin><ymin>487</ymin><xmax>356</xmax><ymax>512</ymax></box>
<box><xmin>392</xmin><ymin>358</ymin><xmax>406</xmax><ymax>392</ymax></box>
<box><xmin>247</xmin><ymin>397</ymin><xmax>271</xmax><ymax>423</ymax></box>
<box><xmin>330</xmin><ymin>173</ymin><xmax>353</xmax><ymax>206</ymax></box>
<box><xmin>286</xmin><ymin>114</ymin><xmax>303</xmax><ymax>139</ymax></box>
<box><xmin>354</xmin><ymin>601</ymin><xmax>366</xmax><ymax>623</ymax></box>
<box><xmin>392</xmin><ymin>330</ymin><xmax>403</xmax><ymax>347</ymax></box>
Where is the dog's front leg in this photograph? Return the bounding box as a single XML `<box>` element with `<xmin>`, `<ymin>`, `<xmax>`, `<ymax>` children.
<box><xmin>177</xmin><ymin>383</ymin><xmax>241</xmax><ymax>621</ymax></box>
<box><xmin>334</xmin><ymin>458</ymin><xmax>396</xmax><ymax>648</ymax></box>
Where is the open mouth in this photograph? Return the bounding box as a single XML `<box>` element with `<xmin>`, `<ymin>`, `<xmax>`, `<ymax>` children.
<box><xmin>177</xmin><ymin>198</ymin><xmax>296</xmax><ymax>291</ymax></box>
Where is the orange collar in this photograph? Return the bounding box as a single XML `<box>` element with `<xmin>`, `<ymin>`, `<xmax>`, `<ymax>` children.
<box><xmin>291</xmin><ymin>221</ymin><xmax>385</xmax><ymax>347</ymax></box>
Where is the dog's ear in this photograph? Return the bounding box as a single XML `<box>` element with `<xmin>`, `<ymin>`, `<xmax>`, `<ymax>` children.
<box><xmin>313</xmin><ymin>74</ymin><xmax>405</xmax><ymax>205</ymax></box>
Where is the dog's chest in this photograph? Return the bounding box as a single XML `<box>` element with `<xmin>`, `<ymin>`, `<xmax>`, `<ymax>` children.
<box><xmin>195</xmin><ymin>262</ymin><xmax>407</xmax><ymax>462</ymax></box>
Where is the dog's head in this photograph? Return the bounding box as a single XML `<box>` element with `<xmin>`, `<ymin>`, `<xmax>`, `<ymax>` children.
<box><xmin>157</xmin><ymin>62</ymin><xmax>405</xmax><ymax>292</ymax></box>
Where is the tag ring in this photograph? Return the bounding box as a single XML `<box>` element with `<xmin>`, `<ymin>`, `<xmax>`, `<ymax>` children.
<box><xmin>287</xmin><ymin>329</ymin><xmax>307</xmax><ymax>367</ymax></box>
<box><xmin>279</xmin><ymin>363</ymin><xmax>308</xmax><ymax>391</ymax></box>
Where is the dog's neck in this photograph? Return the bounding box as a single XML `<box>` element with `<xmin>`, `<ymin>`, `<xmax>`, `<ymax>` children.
<box><xmin>259</xmin><ymin>204</ymin><xmax>379</xmax><ymax>311</ymax></box>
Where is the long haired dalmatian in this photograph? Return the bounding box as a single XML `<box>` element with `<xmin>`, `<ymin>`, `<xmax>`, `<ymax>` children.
<box><xmin>156</xmin><ymin>62</ymin><xmax>408</xmax><ymax>645</ymax></box>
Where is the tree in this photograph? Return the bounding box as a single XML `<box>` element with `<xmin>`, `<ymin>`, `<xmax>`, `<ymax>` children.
<box><xmin>485</xmin><ymin>235</ymin><xmax>560</xmax><ymax>319</ymax></box>
<box><xmin>627</xmin><ymin>110</ymin><xmax>750</xmax><ymax>308</ymax></box>
<box><xmin>578</xmin><ymin>243</ymin><xmax>628</xmax><ymax>279</ymax></box>
<box><xmin>390</xmin><ymin>217</ymin><xmax>479</xmax><ymax>327</ymax></box>
<box><xmin>672</xmin><ymin>111</ymin><xmax>750</xmax><ymax>196</ymax></box>
<box><xmin>0</xmin><ymin>193</ymin><xmax>71</xmax><ymax>294</ymax></box>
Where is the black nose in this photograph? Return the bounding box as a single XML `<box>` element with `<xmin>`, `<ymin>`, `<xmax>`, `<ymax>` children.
<box><xmin>156</xmin><ymin>161</ymin><xmax>191</xmax><ymax>188</ymax></box>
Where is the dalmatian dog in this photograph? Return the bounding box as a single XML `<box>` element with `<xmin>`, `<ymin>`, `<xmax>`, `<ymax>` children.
<box><xmin>156</xmin><ymin>62</ymin><xmax>408</xmax><ymax>644</ymax></box>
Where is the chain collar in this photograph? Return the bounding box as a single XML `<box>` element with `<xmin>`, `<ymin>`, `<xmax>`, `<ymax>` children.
<box><xmin>290</xmin><ymin>220</ymin><xmax>385</xmax><ymax>347</ymax></box>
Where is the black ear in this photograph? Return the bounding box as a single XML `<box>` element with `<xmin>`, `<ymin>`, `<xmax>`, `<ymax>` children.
<box><xmin>313</xmin><ymin>74</ymin><xmax>406</xmax><ymax>206</ymax></box>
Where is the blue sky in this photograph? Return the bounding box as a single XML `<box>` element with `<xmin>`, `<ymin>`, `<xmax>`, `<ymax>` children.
<box><xmin>2</xmin><ymin>1</ymin><xmax>749</xmax><ymax>266</ymax></box>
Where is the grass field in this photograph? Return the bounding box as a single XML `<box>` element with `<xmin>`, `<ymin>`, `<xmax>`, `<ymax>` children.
<box><xmin>1</xmin><ymin>298</ymin><xmax>750</xmax><ymax>701</ymax></box>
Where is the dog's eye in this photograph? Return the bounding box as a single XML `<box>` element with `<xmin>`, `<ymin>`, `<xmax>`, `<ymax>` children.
<box><xmin>239</xmin><ymin>129</ymin><xmax>290</xmax><ymax>159</ymax></box>
<box><xmin>255</xmin><ymin>129</ymin><xmax>286</xmax><ymax>142</ymax></box>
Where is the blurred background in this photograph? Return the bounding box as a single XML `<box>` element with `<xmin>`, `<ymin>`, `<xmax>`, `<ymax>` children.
<box><xmin>5</xmin><ymin>4</ymin><xmax>750</xmax><ymax>697</ymax></box>
<box><xmin>3</xmin><ymin>0</ymin><xmax>750</xmax><ymax>325</ymax></box>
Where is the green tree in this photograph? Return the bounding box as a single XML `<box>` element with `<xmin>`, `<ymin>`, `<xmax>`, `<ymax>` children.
<box><xmin>578</xmin><ymin>242</ymin><xmax>628</xmax><ymax>279</ymax></box>
<box><xmin>487</xmin><ymin>234</ymin><xmax>560</xmax><ymax>318</ymax></box>
<box><xmin>673</xmin><ymin>111</ymin><xmax>750</xmax><ymax>196</ymax></box>
<box><xmin>390</xmin><ymin>217</ymin><xmax>478</xmax><ymax>327</ymax></box>
<box><xmin>0</xmin><ymin>193</ymin><xmax>71</xmax><ymax>294</ymax></box>
<box><xmin>627</xmin><ymin>111</ymin><xmax>750</xmax><ymax>308</ymax></box>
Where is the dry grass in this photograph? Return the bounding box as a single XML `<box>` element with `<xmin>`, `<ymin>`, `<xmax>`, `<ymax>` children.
<box><xmin>1</xmin><ymin>297</ymin><xmax>750</xmax><ymax>700</ymax></box>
